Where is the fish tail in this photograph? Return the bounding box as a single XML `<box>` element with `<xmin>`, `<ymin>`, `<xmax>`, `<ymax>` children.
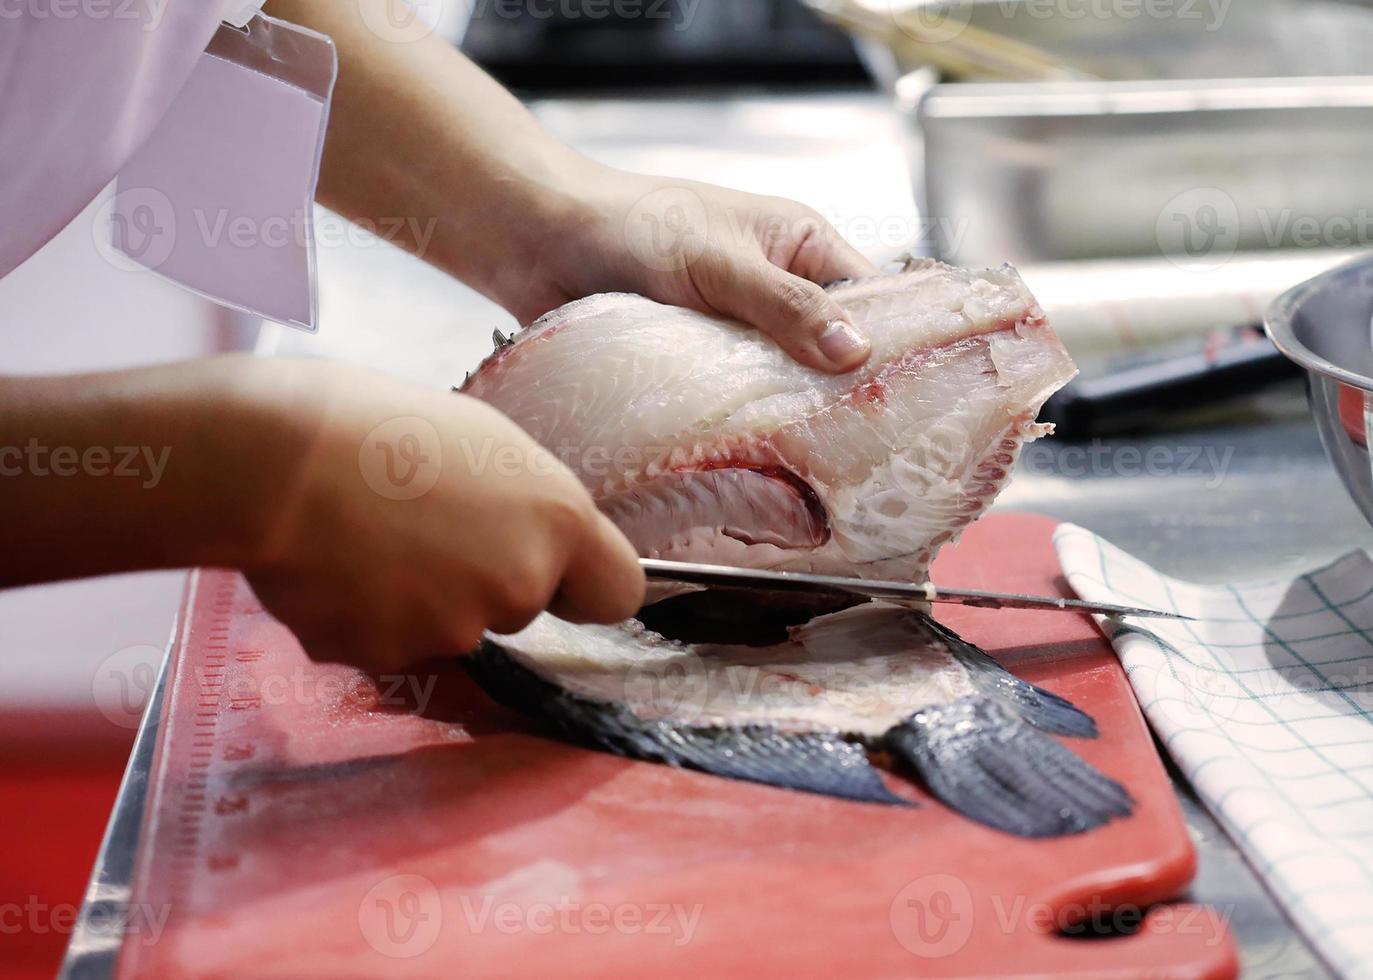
<box><xmin>917</xmin><ymin>615</ymin><xmax>1099</xmax><ymax>738</ymax></box>
<box><xmin>885</xmin><ymin>695</ymin><xmax>1132</xmax><ymax>838</ymax></box>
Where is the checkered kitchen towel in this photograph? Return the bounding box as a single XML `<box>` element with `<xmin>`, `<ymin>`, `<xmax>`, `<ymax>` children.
<box><xmin>1054</xmin><ymin>524</ymin><xmax>1373</xmax><ymax>979</ymax></box>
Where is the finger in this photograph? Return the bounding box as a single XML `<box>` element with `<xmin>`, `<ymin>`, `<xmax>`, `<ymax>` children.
<box><xmin>787</xmin><ymin>218</ymin><xmax>880</xmax><ymax>286</ymax></box>
<box><xmin>690</xmin><ymin>247</ymin><xmax>870</xmax><ymax>373</ymax></box>
<box><xmin>548</xmin><ymin>510</ymin><xmax>646</xmax><ymax>624</ymax></box>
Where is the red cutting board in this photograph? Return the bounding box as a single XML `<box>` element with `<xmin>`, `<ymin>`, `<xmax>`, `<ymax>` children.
<box><xmin>115</xmin><ymin>513</ymin><xmax>1236</xmax><ymax>979</ymax></box>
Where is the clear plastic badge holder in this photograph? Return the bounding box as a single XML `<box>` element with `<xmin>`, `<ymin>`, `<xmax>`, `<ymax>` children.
<box><xmin>109</xmin><ymin>13</ymin><xmax>338</xmax><ymax>331</ymax></box>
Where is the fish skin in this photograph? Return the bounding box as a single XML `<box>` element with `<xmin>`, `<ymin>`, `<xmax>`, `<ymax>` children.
<box><xmin>463</xmin><ymin>259</ymin><xmax>1077</xmax><ymax>582</ymax></box>
<box><xmin>460</xmin><ymin>263</ymin><xmax>1129</xmax><ymax>836</ymax></box>
<box><xmin>472</xmin><ymin>605</ymin><xmax>1132</xmax><ymax>836</ymax></box>
<box><xmin>464</xmin><ymin>642</ymin><xmax>912</xmax><ymax>807</ymax></box>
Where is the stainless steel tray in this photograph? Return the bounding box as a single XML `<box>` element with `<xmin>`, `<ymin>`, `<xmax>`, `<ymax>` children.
<box><xmin>898</xmin><ymin>0</ymin><xmax>1373</xmax><ymax>265</ymax></box>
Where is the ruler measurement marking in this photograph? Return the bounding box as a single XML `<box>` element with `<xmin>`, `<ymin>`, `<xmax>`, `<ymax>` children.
<box><xmin>130</xmin><ymin>571</ymin><xmax>265</xmax><ymax>976</ymax></box>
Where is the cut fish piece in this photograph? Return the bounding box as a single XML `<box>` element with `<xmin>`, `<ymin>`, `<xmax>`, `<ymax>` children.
<box><xmin>460</xmin><ymin>261</ymin><xmax>1120</xmax><ymax>836</ymax></box>
<box><xmin>470</xmin><ymin>605</ymin><xmax>1132</xmax><ymax>837</ymax></box>
<box><xmin>463</xmin><ymin>259</ymin><xmax>1076</xmax><ymax>580</ymax></box>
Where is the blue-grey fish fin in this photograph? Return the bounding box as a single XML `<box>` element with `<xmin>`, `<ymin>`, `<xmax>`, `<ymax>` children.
<box><xmin>637</xmin><ymin>724</ymin><xmax>912</xmax><ymax>807</ymax></box>
<box><xmin>915</xmin><ymin>614</ymin><xmax>1099</xmax><ymax>738</ymax></box>
<box><xmin>885</xmin><ymin>695</ymin><xmax>1132</xmax><ymax>838</ymax></box>
<box><xmin>466</xmin><ymin>643</ymin><xmax>912</xmax><ymax>807</ymax></box>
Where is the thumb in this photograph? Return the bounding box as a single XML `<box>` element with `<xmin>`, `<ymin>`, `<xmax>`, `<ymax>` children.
<box><xmin>691</xmin><ymin>248</ymin><xmax>871</xmax><ymax>373</ymax></box>
<box><xmin>548</xmin><ymin>510</ymin><xmax>646</xmax><ymax>625</ymax></box>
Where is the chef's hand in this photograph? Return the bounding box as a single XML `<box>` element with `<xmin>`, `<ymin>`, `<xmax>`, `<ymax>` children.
<box><xmin>271</xmin><ymin>0</ymin><xmax>878</xmax><ymax>374</ymax></box>
<box><xmin>513</xmin><ymin>168</ymin><xmax>881</xmax><ymax>373</ymax></box>
<box><xmin>0</xmin><ymin>357</ymin><xmax>645</xmax><ymax>674</ymax></box>
<box><xmin>243</xmin><ymin>361</ymin><xmax>646</xmax><ymax>670</ymax></box>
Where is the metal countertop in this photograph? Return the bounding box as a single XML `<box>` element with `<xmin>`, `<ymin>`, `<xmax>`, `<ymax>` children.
<box><xmin>67</xmin><ymin>90</ymin><xmax>1362</xmax><ymax>978</ymax></box>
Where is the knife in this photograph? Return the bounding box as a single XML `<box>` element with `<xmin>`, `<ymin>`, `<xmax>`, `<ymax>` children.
<box><xmin>640</xmin><ymin>557</ymin><xmax>1192</xmax><ymax>621</ymax></box>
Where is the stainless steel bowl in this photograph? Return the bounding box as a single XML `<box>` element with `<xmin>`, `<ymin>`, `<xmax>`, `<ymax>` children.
<box><xmin>1266</xmin><ymin>254</ymin><xmax>1373</xmax><ymax>525</ymax></box>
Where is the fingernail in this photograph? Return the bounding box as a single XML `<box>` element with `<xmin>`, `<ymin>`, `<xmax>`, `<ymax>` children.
<box><xmin>818</xmin><ymin>319</ymin><xmax>869</xmax><ymax>367</ymax></box>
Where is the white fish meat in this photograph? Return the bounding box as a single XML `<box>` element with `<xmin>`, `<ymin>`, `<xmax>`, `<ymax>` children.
<box><xmin>462</xmin><ymin>260</ymin><xmax>1131</xmax><ymax>837</ymax></box>
<box><xmin>463</xmin><ymin>259</ymin><xmax>1077</xmax><ymax>580</ymax></box>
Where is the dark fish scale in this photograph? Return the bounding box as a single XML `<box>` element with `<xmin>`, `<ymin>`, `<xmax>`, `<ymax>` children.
<box><xmin>464</xmin><ymin>644</ymin><xmax>911</xmax><ymax>807</ymax></box>
<box><xmin>917</xmin><ymin>615</ymin><xmax>1099</xmax><ymax>738</ymax></box>
<box><xmin>886</xmin><ymin>696</ymin><xmax>1132</xmax><ymax>838</ymax></box>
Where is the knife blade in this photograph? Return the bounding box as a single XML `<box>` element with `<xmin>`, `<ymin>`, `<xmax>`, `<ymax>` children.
<box><xmin>639</xmin><ymin>558</ymin><xmax>1192</xmax><ymax>621</ymax></box>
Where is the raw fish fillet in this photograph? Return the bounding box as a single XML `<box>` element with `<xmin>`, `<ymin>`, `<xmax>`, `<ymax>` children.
<box><xmin>471</xmin><ymin>604</ymin><xmax>1132</xmax><ymax>837</ymax></box>
<box><xmin>462</xmin><ymin>259</ymin><xmax>1077</xmax><ymax>580</ymax></box>
<box><xmin>462</xmin><ymin>260</ymin><xmax>1128</xmax><ymax>837</ymax></box>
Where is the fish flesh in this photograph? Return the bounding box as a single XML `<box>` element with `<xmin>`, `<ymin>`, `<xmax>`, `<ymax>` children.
<box><xmin>462</xmin><ymin>260</ymin><xmax>1131</xmax><ymax>836</ymax></box>
<box><xmin>462</xmin><ymin>259</ymin><xmax>1076</xmax><ymax>581</ymax></box>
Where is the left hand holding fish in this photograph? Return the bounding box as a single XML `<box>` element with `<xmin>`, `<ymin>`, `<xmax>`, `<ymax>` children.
<box><xmin>269</xmin><ymin>0</ymin><xmax>878</xmax><ymax>373</ymax></box>
<box><xmin>537</xmin><ymin>168</ymin><xmax>881</xmax><ymax>373</ymax></box>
